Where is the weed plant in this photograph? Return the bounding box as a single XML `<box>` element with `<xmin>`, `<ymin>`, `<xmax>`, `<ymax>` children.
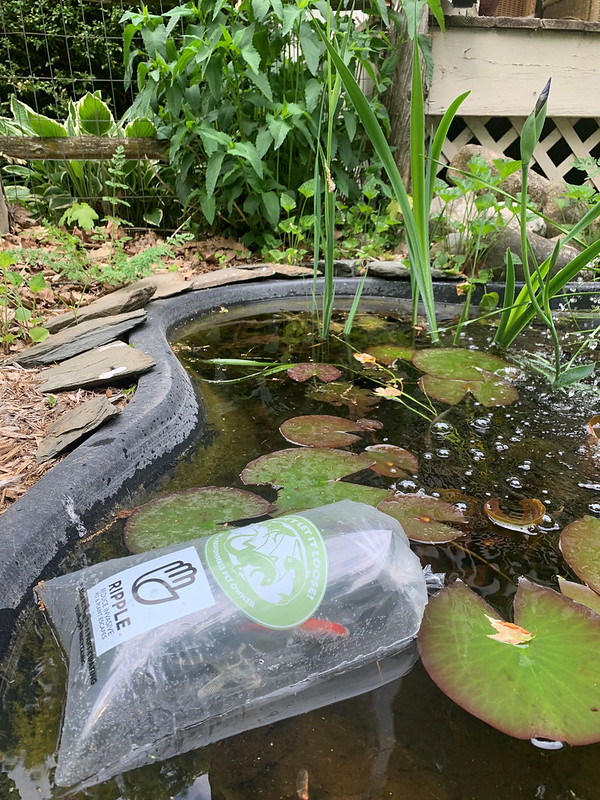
<box><xmin>121</xmin><ymin>0</ymin><xmax>396</xmax><ymax>247</ymax></box>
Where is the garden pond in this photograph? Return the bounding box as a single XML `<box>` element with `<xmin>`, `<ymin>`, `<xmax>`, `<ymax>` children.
<box><xmin>1</xmin><ymin>294</ymin><xmax>600</xmax><ymax>800</ymax></box>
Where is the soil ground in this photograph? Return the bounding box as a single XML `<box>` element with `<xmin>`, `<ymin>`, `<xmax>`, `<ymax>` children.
<box><xmin>0</xmin><ymin>212</ymin><xmax>251</xmax><ymax>514</ymax></box>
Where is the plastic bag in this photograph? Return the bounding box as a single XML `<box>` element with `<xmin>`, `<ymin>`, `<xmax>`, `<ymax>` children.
<box><xmin>36</xmin><ymin>500</ymin><xmax>428</xmax><ymax>790</ymax></box>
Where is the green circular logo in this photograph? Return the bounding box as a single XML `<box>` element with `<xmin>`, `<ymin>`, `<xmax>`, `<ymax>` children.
<box><xmin>204</xmin><ymin>515</ymin><xmax>328</xmax><ymax>629</ymax></box>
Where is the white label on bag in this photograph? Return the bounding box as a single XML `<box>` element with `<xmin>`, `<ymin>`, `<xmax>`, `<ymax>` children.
<box><xmin>87</xmin><ymin>546</ymin><xmax>215</xmax><ymax>656</ymax></box>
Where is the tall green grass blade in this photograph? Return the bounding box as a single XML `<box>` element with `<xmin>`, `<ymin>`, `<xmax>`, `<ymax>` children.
<box><xmin>343</xmin><ymin>266</ymin><xmax>369</xmax><ymax>336</ymax></box>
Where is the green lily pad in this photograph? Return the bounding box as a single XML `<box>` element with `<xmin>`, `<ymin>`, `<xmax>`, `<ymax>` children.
<box><xmin>275</xmin><ymin>483</ymin><xmax>391</xmax><ymax>514</ymax></box>
<box><xmin>418</xmin><ymin>578</ymin><xmax>600</xmax><ymax>744</ymax></box>
<box><xmin>279</xmin><ymin>415</ymin><xmax>364</xmax><ymax>447</ymax></box>
<box><xmin>365</xmin><ymin>444</ymin><xmax>418</xmax><ymax>478</ymax></box>
<box><xmin>367</xmin><ymin>345</ymin><xmax>415</xmax><ymax>366</ymax></box>
<box><xmin>418</xmin><ymin>373</ymin><xmax>518</xmax><ymax>407</ymax></box>
<box><xmin>241</xmin><ymin>447</ymin><xmax>375</xmax><ymax>490</ymax></box>
<box><xmin>287</xmin><ymin>363</ymin><xmax>342</xmax><ymax>383</ymax></box>
<box><xmin>412</xmin><ymin>348</ymin><xmax>511</xmax><ymax>381</ymax></box>
<box><xmin>124</xmin><ymin>487</ymin><xmax>274</xmax><ymax>554</ymax></box>
<box><xmin>377</xmin><ymin>494</ymin><xmax>467</xmax><ymax>542</ymax></box>
<box><xmin>306</xmin><ymin>381</ymin><xmax>379</xmax><ymax>416</ymax></box>
<box><xmin>560</xmin><ymin>516</ymin><xmax>600</xmax><ymax>594</ymax></box>
<box><xmin>558</xmin><ymin>577</ymin><xmax>600</xmax><ymax>617</ymax></box>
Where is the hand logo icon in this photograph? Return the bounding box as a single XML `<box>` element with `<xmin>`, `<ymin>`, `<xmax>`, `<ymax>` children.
<box><xmin>131</xmin><ymin>559</ymin><xmax>197</xmax><ymax>605</ymax></box>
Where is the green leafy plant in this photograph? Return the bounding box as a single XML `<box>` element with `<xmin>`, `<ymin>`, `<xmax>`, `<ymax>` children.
<box><xmin>493</xmin><ymin>80</ymin><xmax>600</xmax><ymax>387</ymax></box>
<box><xmin>0</xmin><ymin>92</ymin><xmax>173</xmax><ymax>227</ymax></box>
<box><xmin>314</xmin><ymin>0</ymin><xmax>469</xmax><ymax>341</ymax></box>
<box><xmin>0</xmin><ymin>252</ymin><xmax>49</xmax><ymax>352</ymax></box>
<box><xmin>121</xmin><ymin>0</ymin><xmax>395</xmax><ymax>244</ymax></box>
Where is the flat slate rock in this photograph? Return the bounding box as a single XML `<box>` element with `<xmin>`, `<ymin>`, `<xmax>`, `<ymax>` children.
<box><xmin>38</xmin><ymin>340</ymin><xmax>155</xmax><ymax>393</ymax></box>
<box><xmin>45</xmin><ymin>284</ymin><xmax>156</xmax><ymax>334</ymax></box>
<box><xmin>234</xmin><ymin>262</ymin><xmax>314</xmax><ymax>277</ymax></box>
<box><xmin>36</xmin><ymin>396</ymin><xmax>120</xmax><ymax>463</ymax></box>
<box><xmin>190</xmin><ymin>265</ymin><xmax>277</xmax><ymax>290</ymax></box>
<box><xmin>16</xmin><ymin>308</ymin><xmax>147</xmax><ymax>367</ymax></box>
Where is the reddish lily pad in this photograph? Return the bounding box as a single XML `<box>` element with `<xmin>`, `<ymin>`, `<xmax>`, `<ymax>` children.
<box><xmin>355</xmin><ymin>418</ymin><xmax>384</xmax><ymax>432</ymax></box>
<box><xmin>241</xmin><ymin>447</ymin><xmax>375</xmax><ymax>490</ymax></box>
<box><xmin>279</xmin><ymin>415</ymin><xmax>364</xmax><ymax>447</ymax></box>
<box><xmin>418</xmin><ymin>578</ymin><xmax>600</xmax><ymax>745</ymax></box>
<box><xmin>274</xmin><ymin>483</ymin><xmax>391</xmax><ymax>514</ymax></box>
<box><xmin>287</xmin><ymin>363</ymin><xmax>342</xmax><ymax>383</ymax></box>
<box><xmin>418</xmin><ymin>373</ymin><xmax>518</xmax><ymax>407</ymax></box>
<box><xmin>367</xmin><ymin>345</ymin><xmax>415</xmax><ymax>366</ymax></box>
<box><xmin>377</xmin><ymin>494</ymin><xmax>467</xmax><ymax>543</ymax></box>
<box><xmin>306</xmin><ymin>381</ymin><xmax>379</xmax><ymax>416</ymax></box>
<box><xmin>365</xmin><ymin>444</ymin><xmax>418</xmax><ymax>478</ymax></box>
<box><xmin>560</xmin><ymin>516</ymin><xmax>600</xmax><ymax>594</ymax></box>
<box><xmin>124</xmin><ymin>487</ymin><xmax>274</xmax><ymax>554</ymax></box>
<box><xmin>558</xmin><ymin>577</ymin><xmax>600</xmax><ymax>617</ymax></box>
<box><xmin>412</xmin><ymin>348</ymin><xmax>511</xmax><ymax>381</ymax></box>
<box><xmin>483</xmin><ymin>498</ymin><xmax>546</xmax><ymax>532</ymax></box>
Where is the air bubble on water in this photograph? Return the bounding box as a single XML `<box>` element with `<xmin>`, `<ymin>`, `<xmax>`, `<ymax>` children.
<box><xmin>423</xmin><ymin>452</ymin><xmax>433</xmax><ymax>460</ymax></box>
<box><xmin>518</xmin><ymin>461</ymin><xmax>532</xmax><ymax>471</ymax></box>
<box><xmin>589</xmin><ymin>503</ymin><xmax>600</xmax><ymax>514</ymax></box>
<box><xmin>431</xmin><ymin>421</ymin><xmax>454</xmax><ymax>436</ymax></box>
<box><xmin>471</xmin><ymin>416</ymin><xmax>492</xmax><ymax>434</ymax></box>
<box><xmin>398</xmin><ymin>480</ymin><xmax>417</xmax><ymax>491</ymax></box>
<box><xmin>530</xmin><ymin>738</ymin><xmax>564</xmax><ymax>751</ymax></box>
<box><xmin>436</xmin><ymin>449</ymin><xmax>451</xmax><ymax>459</ymax></box>
<box><xmin>507</xmin><ymin>476</ymin><xmax>523</xmax><ymax>489</ymax></box>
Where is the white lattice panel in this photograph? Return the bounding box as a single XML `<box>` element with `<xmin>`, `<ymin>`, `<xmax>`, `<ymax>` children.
<box><xmin>432</xmin><ymin>115</ymin><xmax>600</xmax><ymax>189</ymax></box>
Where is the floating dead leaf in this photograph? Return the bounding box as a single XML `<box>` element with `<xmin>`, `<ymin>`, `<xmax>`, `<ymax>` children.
<box><xmin>365</xmin><ymin>444</ymin><xmax>418</xmax><ymax>478</ymax></box>
<box><xmin>373</xmin><ymin>385</ymin><xmax>402</xmax><ymax>398</ymax></box>
<box><xmin>287</xmin><ymin>363</ymin><xmax>342</xmax><ymax>383</ymax></box>
<box><xmin>485</xmin><ymin>615</ymin><xmax>536</xmax><ymax>645</ymax></box>
<box><xmin>353</xmin><ymin>352</ymin><xmax>377</xmax><ymax>366</ymax></box>
<box><xmin>483</xmin><ymin>498</ymin><xmax>546</xmax><ymax>532</ymax></box>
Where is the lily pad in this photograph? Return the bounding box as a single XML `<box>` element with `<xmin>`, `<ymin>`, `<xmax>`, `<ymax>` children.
<box><xmin>377</xmin><ymin>494</ymin><xmax>467</xmax><ymax>543</ymax></box>
<box><xmin>418</xmin><ymin>373</ymin><xmax>518</xmax><ymax>407</ymax></box>
<box><xmin>367</xmin><ymin>344</ymin><xmax>415</xmax><ymax>366</ymax></box>
<box><xmin>287</xmin><ymin>363</ymin><xmax>342</xmax><ymax>383</ymax></box>
<box><xmin>275</xmin><ymin>483</ymin><xmax>391</xmax><ymax>514</ymax></box>
<box><xmin>558</xmin><ymin>577</ymin><xmax>600</xmax><ymax>617</ymax></box>
<box><xmin>560</xmin><ymin>516</ymin><xmax>600</xmax><ymax>594</ymax></box>
<box><xmin>483</xmin><ymin>498</ymin><xmax>546</xmax><ymax>532</ymax></box>
<box><xmin>241</xmin><ymin>447</ymin><xmax>375</xmax><ymax>490</ymax></box>
<box><xmin>412</xmin><ymin>348</ymin><xmax>511</xmax><ymax>381</ymax></box>
<box><xmin>279</xmin><ymin>415</ymin><xmax>364</xmax><ymax>447</ymax></box>
<box><xmin>418</xmin><ymin>578</ymin><xmax>600</xmax><ymax>744</ymax></box>
<box><xmin>124</xmin><ymin>487</ymin><xmax>274</xmax><ymax>554</ymax></box>
<box><xmin>355</xmin><ymin>418</ymin><xmax>384</xmax><ymax>432</ymax></box>
<box><xmin>364</xmin><ymin>444</ymin><xmax>418</xmax><ymax>478</ymax></box>
<box><xmin>306</xmin><ymin>381</ymin><xmax>379</xmax><ymax>416</ymax></box>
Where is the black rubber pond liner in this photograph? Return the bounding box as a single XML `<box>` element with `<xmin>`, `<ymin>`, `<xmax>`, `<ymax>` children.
<box><xmin>0</xmin><ymin>275</ymin><xmax>596</xmax><ymax>660</ymax></box>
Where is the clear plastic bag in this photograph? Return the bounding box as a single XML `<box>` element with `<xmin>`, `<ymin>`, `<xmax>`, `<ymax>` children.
<box><xmin>37</xmin><ymin>500</ymin><xmax>427</xmax><ymax>790</ymax></box>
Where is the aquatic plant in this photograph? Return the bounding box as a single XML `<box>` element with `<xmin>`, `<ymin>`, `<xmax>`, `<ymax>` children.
<box><xmin>313</xmin><ymin>0</ymin><xmax>469</xmax><ymax>341</ymax></box>
<box><xmin>492</xmin><ymin>80</ymin><xmax>600</xmax><ymax>388</ymax></box>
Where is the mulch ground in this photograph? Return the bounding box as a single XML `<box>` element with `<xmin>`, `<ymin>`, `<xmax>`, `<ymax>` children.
<box><xmin>0</xmin><ymin>210</ymin><xmax>252</xmax><ymax>514</ymax></box>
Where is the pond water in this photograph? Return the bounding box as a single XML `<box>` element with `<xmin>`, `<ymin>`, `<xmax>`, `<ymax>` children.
<box><xmin>1</xmin><ymin>298</ymin><xmax>600</xmax><ymax>799</ymax></box>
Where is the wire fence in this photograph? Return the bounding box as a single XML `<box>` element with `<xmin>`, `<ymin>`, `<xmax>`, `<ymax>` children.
<box><xmin>0</xmin><ymin>0</ymin><xmax>183</xmax><ymax>232</ymax></box>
